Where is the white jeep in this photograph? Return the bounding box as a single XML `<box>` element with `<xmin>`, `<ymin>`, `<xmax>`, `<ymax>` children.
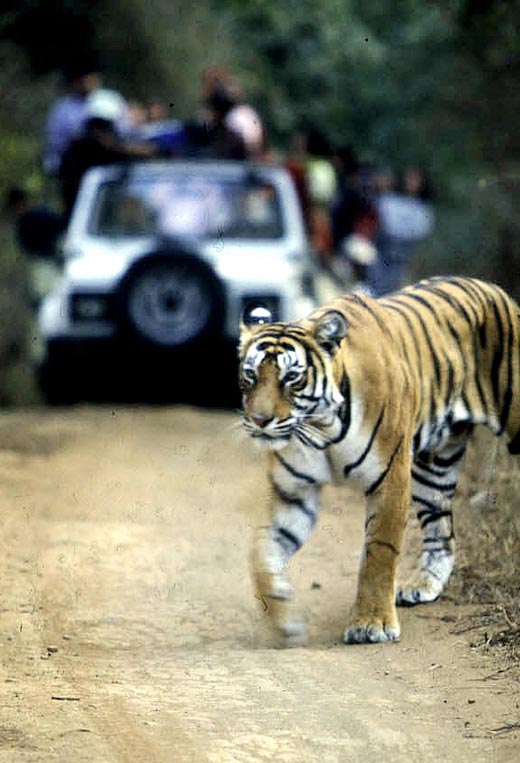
<box><xmin>38</xmin><ymin>159</ymin><xmax>316</xmax><ymax>402</ymax></box>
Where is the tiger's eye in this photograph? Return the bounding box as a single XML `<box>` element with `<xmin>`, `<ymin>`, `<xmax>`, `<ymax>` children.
<box><xmin>243</xmin><ymin>368</ymin><xmax>257</xmax><ymax>385</ymax></box>
<box><xmin>284</xmin><ymin>370</ymin><xmax>301</xmax><ymax>384</ymax></box>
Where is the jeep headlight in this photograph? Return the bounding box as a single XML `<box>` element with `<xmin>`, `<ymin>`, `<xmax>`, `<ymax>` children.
<box><xmin>70</xmin><ymin>293</ymin><xmax>110</xmax><ymax>321</ymax></box>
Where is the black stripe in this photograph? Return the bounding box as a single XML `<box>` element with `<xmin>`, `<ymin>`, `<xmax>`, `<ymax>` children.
<box><xmin>367</xmin><ymin>539</ymin><xmax>399</xmax><ymax>555</ymax></box>
<box><xmin>432</xmin><ymin>446</ymin><xmax>466</xmax><ymax>467</ymax></box>
<box><xmin>396</xmin><ymin>331</ymin><xmax>412</xmax><ymax>367</ymax></box>
<box><xmin>344</xmin><ymin>406</ymin><xmax>385</xmax><ymax>476</ymax></box>
<box><xmin>330</xmin><ymin>372</ymin><xmax>352</xmax><ymax>444</ymax></box>
<box><xmin>417</xmin><ymin>283</ymin><xmax>475</xmax><ymax>329</ymax></box>
<box><xmin>418</xmin><ymin>510</ymin><xmax>453</xmax><ymax>529</ymax></box>
<box><xmin>274</xmin><ymin>453</ymin><xmax>316</xmax><ymax>484</ymax></box>
<box><xmin>441</xmin><ymin>277</ymin><xmax>483</xmax><ymax>303</ymax></box>
<box><xmin>422</xmin><ymin>544</ymin><xmax>453</xmax><ymax>552</ymax></box>
<box><xmin>464</xmin><ymin>278</ymin><xmax>493</xmax><ymax>302</ymax></box>
<box><xmin>412</xmin><ymin>471</ymin><xmax>457</xmax><ymax>492</ymax></box>
<box><xmin>278</xmin><ymin>340</ymin><xmax>302</xmax><ymax>352</ymax></box>
<box><xmin>255</xmin><ymin>326</ymin><xmax>305</xmax><ymax>343</ymax></box>
<box><xmin>276</xmin><ymin>526</ymin><xmax>301</xmax><ymax>552</ymax></box>
<box><xmin>461</xmin><ymin>390</ymin><xmax>471</xmax><ymax>414</ymax></box>
<box><xmin>381</xmin><ymin>302</ymin><xmax>423</xmax><ymax>363</ymax></box>
<box><xmin>390</xmin><ymin>297</ymin><xmax>442</xmax><ymax>389</ymax></box>
<box><xmin>428</xmin><ymin>386</ymin><xmax>437</xmax><ymax>428</ymax></box>
<box><xmin>395</xmin><ymin>290</ymin><xmax>440</xmax><ymax>319</ymax></box>
<box><xmin>295</xmin><ymin>428</ymin><xmax>330</xmax><ymax>450</ymax></box>
<box><xmin>508</xmin><ymin>428</ymin><xmax>520</xmax><ymax>454</ymax></box>
<box><xmin>413</xmin><ymin>426</ymin><xmax>423</xmax><ymax>453</ymax></box>
<box><xmin>414</xmin><ymin>458</ymin><xmax>448</xmax><ymax>478</ymax></box>
<box><xmin>305</xmin><ymin>344</ymin><xmax>328</xmax><ymax>399</ymax></box>
<box><xmin>431</xmin><ymin>286</ymin><xmax>489</xmax><ymax>417</ymax></box>
<box><xmin>423</xmin><ymin>534</ymin><xmax>454</xmax><ymax>545</ymax></box>
<box><xmin>493</xmin><ymin>288</ymin><xmax>515</xmax><ymax>434</ymax></box>
<box><xmin>381</xmin><ymin>302</ymin><xmax>425</xmax><ymax>412</ymax></box>
<box><xmin>452</xmin><ymin>278</ymin><xmax>488</xmax><ymax>313</ymax></box>
<box><xmin>479</xmin><ymin>321</ymin><xmax>487</xmax><ymax>349</ymax></box>
<box><xmin>271</xmin><ymin>478</ymin><xmax>308</xmax><ymax>507</ymax></box>
<box><xmin>293</xmin><ymin>400</ymin><xmax>317</xmax><ymax>412</ymax></box>
<box><xmin>365</xmin><ymin>513</ymin><xmax>376</xmax><ymax>530</ymax></box>
<box><xmin>255</xmin><ymin>340</ymin><xmax>277</xmax><ymax>351</ymax></box>
<box><xmin>337</xmin><ymin>299</ymin><xmax>365</xmax><ymax>326</ymax></box>
<box><xmin>447</xmin><ymin>321</ymin><xmax>468</xmax><ymax>380</ymax></box>
<box><xmin>304</xmin><ymin>361</ymin><xmax>316</xmax><ymax>399</ymax></box>
<box><xmin>349</xmin><ymin>294</ymin><xmax>392</xmax><ymax>335</ymax></box>
<box><xmin>490</xmin><ymin>299</ymin><xmax>505</xmax><ymax>426</ymax></box>
<box><xmin>365</xmin><ymin>436</ymin><xmax>404</xmax><ymax>496</ymax></box>
<box><xmin>282</xmin><ymin>326</ymin><xmax>308</xmax><ymax>337</ymax></box>
<box><xmin>439</xmin><ymin>285</ymin><xmax>488</xmax><ymax>403</ymax></box>
<box><xmin>470</xmin><ymin>325</ymin><xmax>488</xmax><ymax>417</ymax></box>
<box><xmin>445</xmin><ymin>359</ymin><xmax>455</xmax><ymax>410</ymax></box>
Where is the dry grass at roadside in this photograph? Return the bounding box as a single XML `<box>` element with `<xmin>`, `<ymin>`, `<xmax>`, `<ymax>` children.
<box><xmin>0</xmin><ymin>222</ymin><xmax>40</xmax><ymax>406</ymax></box>
<box><xmin>451</xmin><ymin>428</ymin><xmax>520</xmax><ymax>662</ymax></box>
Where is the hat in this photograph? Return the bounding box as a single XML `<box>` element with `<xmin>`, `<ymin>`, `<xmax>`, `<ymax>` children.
<box><xmin>86</xmin><ymin>89</ymin><xmax>127</xmax><ymax>123</ymax></box>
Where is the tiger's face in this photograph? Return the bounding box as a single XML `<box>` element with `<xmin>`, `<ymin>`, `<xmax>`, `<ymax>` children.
<box><xmin>239</xmin><ymin>307</ymin><xmax>348</xmax><ymax>449</ymax></box>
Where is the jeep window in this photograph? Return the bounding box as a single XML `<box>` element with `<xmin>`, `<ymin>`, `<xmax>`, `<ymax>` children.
<box><xmin>88</xmin><ymin>173</ymin><xmax>284</xmax><ymax>240</ymax></box>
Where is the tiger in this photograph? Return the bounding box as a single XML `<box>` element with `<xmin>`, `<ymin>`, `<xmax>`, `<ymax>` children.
<box><xmin>238</xmin><ymin>276</ymin><xmax>520</xmax><ymax>645</ymax></box>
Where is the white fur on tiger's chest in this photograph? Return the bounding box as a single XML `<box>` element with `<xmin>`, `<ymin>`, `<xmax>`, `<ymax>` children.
<box><xmin>284</xmin><ymin>393</ymin><xmax>385</xmax><ymax>489</ymax></box>
<box><xmin>281</xmin><ymin>438</ymin><xmax>332</xmax><ymax>484</ymax></box>
<box><xmin>327</xmin><ymin>393</ymin><xmax>385</xmax><ymax>488</ymax></box>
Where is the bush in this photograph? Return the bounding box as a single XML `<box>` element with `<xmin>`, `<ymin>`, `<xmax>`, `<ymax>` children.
<box><xmin>451</xmin><ymin>429</ymin><xmax>520</xmax><ymax>661</ymax></box>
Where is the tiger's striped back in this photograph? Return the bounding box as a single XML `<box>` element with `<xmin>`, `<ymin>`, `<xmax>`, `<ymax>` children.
<box><xmin>304</xmin><ymin>276</ymin><xmax>520</xmax><ymax>455</ymax></box>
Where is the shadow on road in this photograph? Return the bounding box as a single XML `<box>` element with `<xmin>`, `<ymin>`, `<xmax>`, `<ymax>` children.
<box><xmin>38</xmin><ymin>338</ymin><xmax>241</xmax><ymax>409</ymax></box>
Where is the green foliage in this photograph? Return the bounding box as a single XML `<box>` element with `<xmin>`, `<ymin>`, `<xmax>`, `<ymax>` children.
<box><xmin>0</xmin><ymin>0</ymin><xmax>518</xmax><ymax>282</ymax></box>
<box><xmin>214</xmin><ymin>0</ymin><xmax>518</xmax><ymax>287</ymax></box>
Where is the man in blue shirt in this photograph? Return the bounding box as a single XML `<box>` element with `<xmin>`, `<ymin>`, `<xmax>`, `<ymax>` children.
<box><xmin>42</xmin><ymin>63</ymin><xmax>101</xmax><ymax>176</ymax></box>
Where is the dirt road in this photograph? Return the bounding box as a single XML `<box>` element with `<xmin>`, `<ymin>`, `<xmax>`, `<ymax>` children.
<box><xmin>0</xmin><ymin>406</ymin><xmax>517</xmax><ymax>762</ymax></box>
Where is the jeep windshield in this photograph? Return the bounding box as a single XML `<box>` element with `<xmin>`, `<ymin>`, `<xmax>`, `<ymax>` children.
<box><xmin>88</xmin><ymin>168</ymin><xmax>284</xmax><ymax>241</ymax></box>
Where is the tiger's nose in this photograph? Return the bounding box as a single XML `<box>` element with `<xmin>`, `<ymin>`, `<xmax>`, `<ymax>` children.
<box><xmin>251</xmin><ymin>412</ymin><xmax>273</xmax><ymax>428</ymax></box>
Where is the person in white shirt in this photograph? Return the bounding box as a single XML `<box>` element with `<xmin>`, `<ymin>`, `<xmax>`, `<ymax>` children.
<box><xmin>370</xmin><ymin>167</ymin><xmax>434</xmax><ymax>296</ymax></box>
<box><xmin>42</xmin><ymin>63</ymin><xmax>101</xmax><ymax>176</ymax></box>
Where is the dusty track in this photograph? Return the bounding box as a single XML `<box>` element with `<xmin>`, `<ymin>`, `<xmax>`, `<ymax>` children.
<box><xmin>0</xmin><ymin>406</ymin><xmax>517</xmax><ymax>762</ymax></box>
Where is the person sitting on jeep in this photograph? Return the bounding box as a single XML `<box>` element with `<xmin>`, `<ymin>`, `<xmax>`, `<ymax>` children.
<box><xmin>59</xmin><ymin>116</ymin><xmax>156</xmax><ymax>220</ymax></box>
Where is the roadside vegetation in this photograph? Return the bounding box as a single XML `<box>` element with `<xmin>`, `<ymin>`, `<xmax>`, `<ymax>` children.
<box><xmin>453</xmin><ymin>429</ymin><xmax>520</xmax><ymax>663</ymax></box>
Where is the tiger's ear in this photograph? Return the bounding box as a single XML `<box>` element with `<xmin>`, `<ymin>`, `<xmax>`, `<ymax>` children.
<box><xmin>239</xmin><ymin>304</ymin><xmax>274</xmax><ymax>356</ymax></box>
<box><xmin>312</xmin><ymin>310</ymin><xmax>348</xmax><ymax>354</ymax></box>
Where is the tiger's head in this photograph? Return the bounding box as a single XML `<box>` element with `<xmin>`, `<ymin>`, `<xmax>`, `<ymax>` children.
<box><xmin>239</xmin><ymin>305</ymin><xmax>348</xmax><ymax>449</ymax></box>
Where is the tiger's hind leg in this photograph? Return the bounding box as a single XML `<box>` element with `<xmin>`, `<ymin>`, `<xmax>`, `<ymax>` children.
<box><xmin>396</xmin><ymin>427</ymin><xmax>471</xmax><ymax>607</ymax></box>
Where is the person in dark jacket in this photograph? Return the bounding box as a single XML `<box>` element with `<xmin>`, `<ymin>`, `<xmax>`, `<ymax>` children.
<box><xmin>5</xmin><ymin>187</ymin><xmax>65</xmax><ymax>258</ymax></box>
<box><xmin>59</xmin><ymin>116</ymin><xmax>155</xmax><ymax>220</ymax></box>
<box><xmin>201</xmin><ymin>86</ymin><xmax>247</xmax><ymax>160</ymax></box>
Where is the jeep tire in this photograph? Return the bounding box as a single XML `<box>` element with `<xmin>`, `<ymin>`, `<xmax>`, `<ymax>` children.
<box><xmin>117</xmin><ymin>248</ymin><xmax>226</xmax><ymax>349</ymax></box>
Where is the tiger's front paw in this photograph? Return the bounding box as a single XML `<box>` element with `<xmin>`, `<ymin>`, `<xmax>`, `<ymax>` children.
<box><xmin>343</xmin><ymin>612</ymin><xmax>400</xmax><ymax>644</ymax></box>
<box><xmin>278</xmin><ymin>615</ymin><xmax>307</xmax><ymax>647</ymax></box>
<box><xmin>253</xmin><ymin>572</ymin><xmax>306</xmax><ymax>645</ymax></box>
